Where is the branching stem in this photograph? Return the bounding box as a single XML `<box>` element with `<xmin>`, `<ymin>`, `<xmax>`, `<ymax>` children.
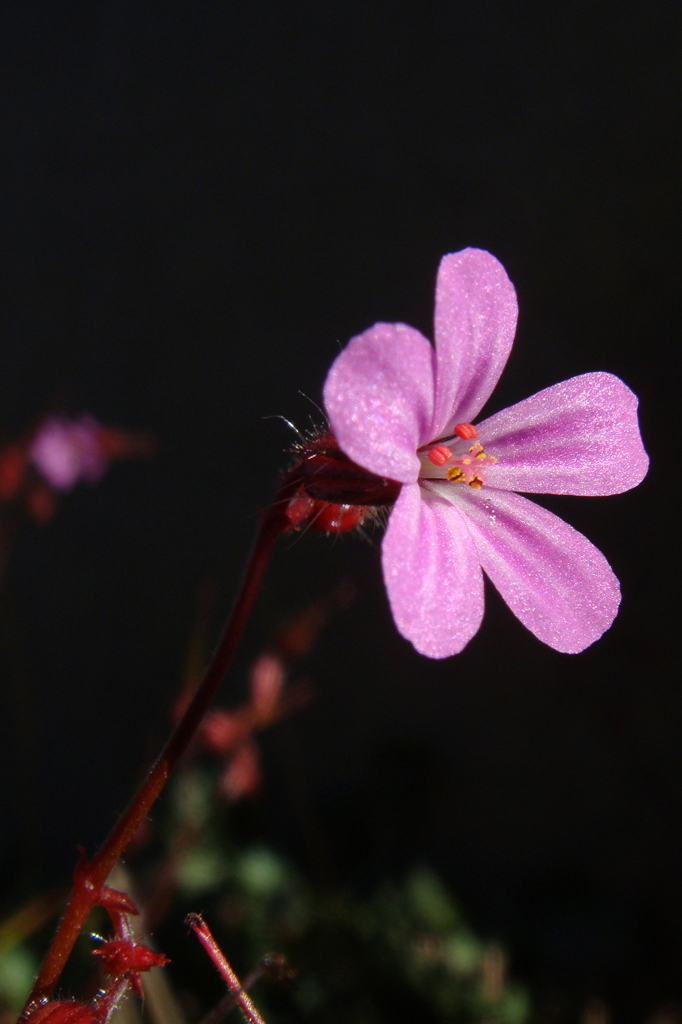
<box><xmin>21</xmin><ymin>494</ymin><xmax>293</xmax><ymax>1015</ymax></box>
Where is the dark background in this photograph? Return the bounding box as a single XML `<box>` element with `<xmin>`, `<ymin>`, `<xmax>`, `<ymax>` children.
<box><xmin>0</xmin><ymin>1</ymin><xmax>679</xmax><ymax>1019</ymax></box>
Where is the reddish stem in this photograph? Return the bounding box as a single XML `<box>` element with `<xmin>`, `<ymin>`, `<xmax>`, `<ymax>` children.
<box><xmin>187</xmin><ymin>915</ymin><xmax>267</xmax><ymax>1024</ymax></box>
<box><xmin>22</xmin><ymin>497</ymin><xmax>292</xmax><ymax>1014</ymax></box>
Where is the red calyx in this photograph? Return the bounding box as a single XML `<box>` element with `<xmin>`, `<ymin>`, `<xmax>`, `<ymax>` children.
<box><xmin>307</xmin><ymin>502</ymin><xmax>369</xmax><ymax>532</ymax></box>
<box><xmin>289</xmin><ymin>430</ymin><xmax>400</xmax><ymax>506</ymax></box>
<box><xmin>285</xmin><ymin>492</ymin><xmax>370</xmax><ymax>533</ymax></box>
<box><xmin>283</xmin><ymin>430</ymin><xmax>400</xmax><ymax>534</ymax></box>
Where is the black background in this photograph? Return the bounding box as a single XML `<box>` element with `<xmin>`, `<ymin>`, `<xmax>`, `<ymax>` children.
<box><xmin>0</xmin><ymin>1</ymin><xmax>679</xmax><ymax>1018</ymax></box>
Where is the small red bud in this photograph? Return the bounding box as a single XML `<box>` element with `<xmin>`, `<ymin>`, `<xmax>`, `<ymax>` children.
<box><xmin>286</xmin><ymin>488</ymin><xmax>369</xmax><ymax>534</ymax></box>
<box><xmin>285</xmin><ymin>492</ymin><xmax>316</xmax><ymax>529</ymax></box>
<box><xmin>0</xmin><ymin>442</ymin><xmax>28</xmax><ymax>500</ymax></box>
<box><xmin>27</xmin><ymin>482</ymin><xmax>58</xmax><ymax>523</ymax></box>
<box><xmin>220</xmin><ymin>740</ymin><xmax>262</xmax><ymax>802</ymax></box>
<box><xmin>201</xmin><ymin>708</ymin><xmax>247</xmax><ymax>752</ymax></box>
<box><xmin>454</xmin><ymin>423</ymin><xmax>478</xmax><ymax>440</ymax></box>
<box><xmin>93</xmin><ymin>939</ymin><xmax>169</xmax><ymax>975</ymax></box>
<box><xmin>250</xmin><ymin>652</ymin><xmax>285</xmax><ymax>721</ymax></box>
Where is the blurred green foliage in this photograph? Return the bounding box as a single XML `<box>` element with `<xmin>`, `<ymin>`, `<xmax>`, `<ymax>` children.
<box><xmin>160</xmin><ymin>765</ymin><xmax>530</xmax><ymax>1024</ymax></box>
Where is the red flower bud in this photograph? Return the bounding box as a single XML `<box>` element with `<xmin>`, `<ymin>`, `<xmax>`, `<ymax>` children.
<box><xmin>93</xmin><ymin>940</ymin><xmax>169</xmax><ymax>975</ymax></box>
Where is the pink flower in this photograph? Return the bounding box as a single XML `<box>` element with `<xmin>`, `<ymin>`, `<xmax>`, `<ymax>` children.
<box><xmin>30</xmin><ymin>415</ymin><xmax>107</xmax><ymax>491</ymax></box>
<box><xmin>29</xmin><ymin>414</ymin><xmax>156</xmax><ymax>496</ymax></box>
<box><xmin>323</xmin><ymin>249</ymin><xmax>648</xmax><ymax>657</ymax></box>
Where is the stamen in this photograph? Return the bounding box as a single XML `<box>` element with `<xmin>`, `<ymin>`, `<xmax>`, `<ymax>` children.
<box><xmin>436</xmin><ymin>438</ymin><xmax>497</xmax><ymax>490</ymax></box>
<box><xmin>427</xmin><ymin>443</ymin><xmax>453</xmax><ymax>467</ymax></box>
<box><xmin>417</xmin><ymin>423</ymin><xmax>477</xmax><ymax>451</ymax></box>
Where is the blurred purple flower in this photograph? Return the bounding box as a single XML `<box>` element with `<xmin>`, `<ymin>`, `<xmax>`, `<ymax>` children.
<box><xmin>30</xmin><ymin>415</ymin><xmax>107</xmax><ymax>491</ymax></box>
<box><xmin>324</xmin><ymin>248</ymin><xmax>648</xmax><ymax>657</ymax></box>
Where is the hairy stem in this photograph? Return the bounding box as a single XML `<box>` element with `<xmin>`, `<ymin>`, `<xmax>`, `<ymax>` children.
<box><xmin>22</xmin><ymin>497</ymin><xmax>292</xmax><ymax>1013</ymax></box>
<box><xmin>187</xmin><ymin>914</ymin><xmax>268</xmax><ymax>1024</ymax></box>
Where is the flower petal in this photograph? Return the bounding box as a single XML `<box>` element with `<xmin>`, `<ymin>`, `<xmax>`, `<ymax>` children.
<box><xmin>428</xmin><ymin>484</ymin><xmax>620</xmax><ymax>653</ymax></box>
<box><xmin>432</xmin><ymin>249</ymin><xmax>518</xmax><ymax>434</ymax></box>
<box><xmin>382</xmin><ymin>483</ymin><xmax>484</xmax><ymax>658</ymax></box>
<box><xmin>324</xmin><ymin>323</ymin><xmax>435</xmax><ymax>482</ymax></box>
<box><xmin>476</xmin><ymin>372</ymin><xmax>649</xmax><ymax>495</ymax></box>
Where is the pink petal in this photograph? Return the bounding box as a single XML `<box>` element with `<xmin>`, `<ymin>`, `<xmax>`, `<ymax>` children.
<box><xmin>476</xmin><ymin>373</ymin><xmax>649</xmax><ymax>495</ymax></box>
<box><xmin>382</xmin><ymin>483</ymin><xmax>484</xmax><ymax>658</ymax></box>
<box><xmin>431</xmin><ymin>249</ymin><xmax>518</xmax><ymax>435</ymax></box>
<box><xmin>324</xmin><ymin>323</ymin><xmax>435</xmax><ymax>482</ymax></box>
<box><xmin>429</xmin><ymin>484</ymin><xmax>620</xmax><ymax>653</ymax></box>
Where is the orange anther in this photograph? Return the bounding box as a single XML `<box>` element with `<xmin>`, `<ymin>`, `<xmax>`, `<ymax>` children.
<box><xmin>455</xmin><ymin>423</ymin><xmax>478</xmax><ymax>440</ymax></box>
<box><xmin>427</xmin><ymin>443</ymin><xmax>453</xmax><ymax>466</ymax></box>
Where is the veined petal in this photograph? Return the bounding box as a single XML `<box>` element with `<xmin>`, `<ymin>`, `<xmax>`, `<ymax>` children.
<box><xmin>429</xmin><ymin>485</ymin><xmax>620</xmax><ymax>653</ymax></box>
<box><xmin>432</xmin><ymin>249</ymin><xmax>518</xmax><ymax>435</ymax></box>
<box><xmin>476</xmin><ymin>373</ymin><xmax>649</xmax><ymax>495</ymax></box>
<box><xmin>324</xmin><ymin>323</ymin><xmax>434</xmax><ymax>483</ymax></box>
<box><xmin>382</xmin><ymin>483</ymin><xmax>484</xmax><ymax>658</ymax></box>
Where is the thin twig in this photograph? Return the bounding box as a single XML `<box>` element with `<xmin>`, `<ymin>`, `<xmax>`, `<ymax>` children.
<box><xmin>187</xmin><ymin>915</ymin><xmax>268</xmax><ymax>1024</ymax></box>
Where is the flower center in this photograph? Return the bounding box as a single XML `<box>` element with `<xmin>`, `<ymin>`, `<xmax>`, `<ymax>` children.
<box><xmin>418</xmin><ymin>424</ymin><xmax>497</xmax><ymax>490</ymax></box>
